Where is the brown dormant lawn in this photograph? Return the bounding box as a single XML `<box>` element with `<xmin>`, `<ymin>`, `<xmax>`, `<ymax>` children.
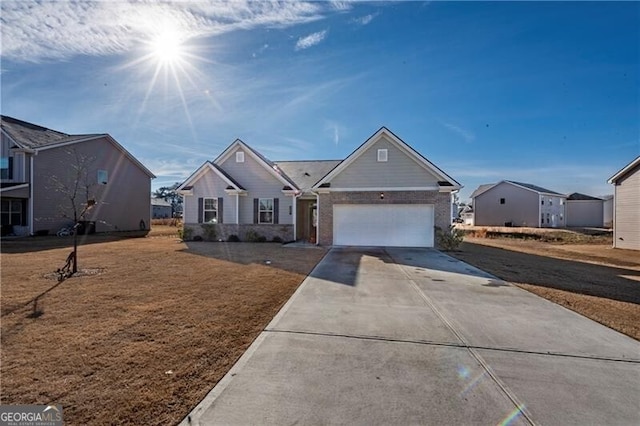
<box><xmin>449</xmin><ymin>234</ymin><xmax>640</xmax><ymax>340</ymax></box>
<box><xmin>1</xmin><ymin>228</ymin><xmax>326</xmax><ymax>425</ymax></box>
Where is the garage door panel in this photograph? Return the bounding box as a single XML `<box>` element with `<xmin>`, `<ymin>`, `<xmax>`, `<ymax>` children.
<box><xmin>333</xmin><ymin>204</ymin><xmax>434</xmax><ymax>247</ymax></box>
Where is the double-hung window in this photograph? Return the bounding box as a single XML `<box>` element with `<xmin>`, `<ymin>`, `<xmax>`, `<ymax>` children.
<box><xmin>1</xmin><ymin>200</ymin><xmax>22</xmax><ymax>225</ymax></box>
<box><xmin>203</xmin><ymin>198</ymin><xmax>218</xmax><ymax>223</ymax></box>
<box><xmin>259</xmin><ymin>198</ymin><xmax>274</xmax><ymax>224</ymax></box>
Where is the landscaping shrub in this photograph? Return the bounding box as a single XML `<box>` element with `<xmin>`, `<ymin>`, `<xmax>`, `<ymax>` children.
<box><xmin>272</xmin><ymin>236</ymin><xmax>283</xmax><ymax>243</ymax></box>
<box><xmin>245</xmin><ymin>229</ymin><xmax>264</xmax><ymax>242</ymax></box>
<box><xmin>256</xmin><ymin>236</ymin><xmax>267</xmax><ymax>243</ymax></box>
<box><xmin>200</xmin><ymin>224</ymin><xmax>217</xmax><ymax>241</ymax></box>
<box><xmin>436</xmin><ymin>225</ymin><xmax>464</xmax><ymax>251</ymax></box>
<box><xmin>227</xmin><ymin>234</ymin><xmax>240</xmax><ymax>242</ymax></box>
<box><xmin>178</xmin><ymin>227</ymin><xmax>193</xmax><ymax>241</ymax></box>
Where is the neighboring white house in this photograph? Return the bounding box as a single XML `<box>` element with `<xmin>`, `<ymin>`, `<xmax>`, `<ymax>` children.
<box><xmin>565</xmin><ymin>193</ymin><xmax>604</xmax><ymax>227</ymax></box>
<box><xmin>471</xmin><ymin>181</ymin><xmax>567</xmax><ymax>228</ymax></box>
<box><xmin>608</xmin><ymin>156</ymin><xmax>640</xmax><ymax>250</ymax></box>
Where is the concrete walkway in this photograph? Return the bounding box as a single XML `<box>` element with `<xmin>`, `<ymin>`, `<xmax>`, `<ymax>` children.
<box><xmin>182</xmin><ymin>247</ymin><xmax>640</xmax><ymax>425</ymax></box>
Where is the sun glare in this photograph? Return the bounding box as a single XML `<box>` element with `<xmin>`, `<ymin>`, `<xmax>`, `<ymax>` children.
<box><xmin>150</xmin><ymin>29</ymin><xmax>184</xmax><ymax>65</ymax></box>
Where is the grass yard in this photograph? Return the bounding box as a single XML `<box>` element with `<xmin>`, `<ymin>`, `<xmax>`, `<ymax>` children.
<box><xmin>449</xmin><ymin>232</ymin><xmax>640</xmax><ymax>340</ymax></box>
<box><xmin>1</xmin><ymin>228</ymin><xmax>326</xmax><ymax>425</ymax></box>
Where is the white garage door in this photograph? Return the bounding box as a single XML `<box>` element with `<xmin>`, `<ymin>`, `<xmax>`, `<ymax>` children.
<box><xmin>333</xmin><ymin>204</ymin><xmax>434</xmax><ymax>247</ymax></box>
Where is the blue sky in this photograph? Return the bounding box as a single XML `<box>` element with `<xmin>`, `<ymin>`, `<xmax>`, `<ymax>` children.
<box><xmin>1</xmin><ymin>1</ymin><xmax>638</xmax><ymax>202</ymax></box>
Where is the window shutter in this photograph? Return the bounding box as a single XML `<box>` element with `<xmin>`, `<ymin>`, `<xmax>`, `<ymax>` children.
<box><xmin>197</xmin><ymin>198</ymin><xmax>203</xmax><ymax>223</ymax></box>
<box><xmin>20</xmin><ymin>199</ymin><xmax>27</xmax><ymax>226</ymax></box>
<box><xmin>253</xmin><ymin>198</ymin><xmax>259</xmax><ymax>224</ymax></box>
<box><xmin>273</xmin><ymin>198</ymin><xmax>279</xmax><ymax>224</ymax></box>
<box><xmin>8</xmin><ymin>157</ymin><xmax>13</xmax><ymax>180</ymax></box>
<box><xmin>218</xmin><ymin>197</ymin><xmax>223</xmax><ymax>224</ymax></box>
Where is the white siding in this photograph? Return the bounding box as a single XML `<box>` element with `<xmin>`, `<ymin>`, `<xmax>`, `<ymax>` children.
<box><xmin>613</xmin><ymin>165</ymin><xmax>640</xmax><ymax>250</ymax></box>
<box><xmin>184</xmin><ymin>168</ymin><xmax>237</xmax><ymax>224</ymax></box>
<box><xmin>218</xmin><ymin>148</ymin><xmax>293</xmax><ymax>224</ymax></box>
<box><xmin>330</xmin><ymin>136</ymin><xmax>440</xmax><ymax>188</ymax></box>
<box><xmin>539</xmin><ymin>195</ymin><xmax>566</xmax><ymax>228</ymax></box>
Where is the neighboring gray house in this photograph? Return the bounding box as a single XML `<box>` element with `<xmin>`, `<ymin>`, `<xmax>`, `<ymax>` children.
<box><xmin>0</xmin><ymin>116</ymin><xmax>155</xmax><ymax>236</ymax></box>
<box><xmin>151</xmin><ymin>197</ymin><xmax>172</xmax><ymax>219</ymax></box>
<box><xmin>178</xmin><ymin>127</ymin><xmax>461</xmax><ymax>247</ymax></box>
<box><xmin>608</xmin><ymin>156</ymin><xmax>640</xmax><ymax>250</ymax></box>
<box><xmin>603</xmin><ymin>195</ymin><xmax>614</xmax><ymax>228</ymax></box>
<box><xmin>471</xmin><ymin>181</ymin><xmax>567</xmax><ymax>228</ymax></box>
<box><xmin>565</xmin><ymin>193</ymin><xmax>604</xmax><ymax>227</ymax></box>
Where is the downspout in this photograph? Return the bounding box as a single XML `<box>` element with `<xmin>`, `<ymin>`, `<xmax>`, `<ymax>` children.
<box><xmin>236</xmin><ymin>192</ymin><xmax>240</xmax><ymax>224</ymax></box>
<box><xmin>310</xmin><ymin>190</ymin><xmax>320</xmax><ymax>246</ymax></box>
<box><xmin>29</xmin><ymin>154</ymin><xmax>34</xmax><ymax>235</ymax></box>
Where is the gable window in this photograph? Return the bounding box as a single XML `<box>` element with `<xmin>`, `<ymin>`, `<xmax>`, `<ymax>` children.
<box><xmin>377</xmin><ymin>149</ymin><xmax>388</xmax><ymax>162</ymax></box>
<box><xmin>259</xmin><ymin>198</ymin><xmax>273</xmax><ymax>224</ymax></box>
<box><xmin>203</xmin><ymin>198</ymin><xmax>218</xmax><ymax>223</ymax></box>
<box><xmin>98</xmin><ymin>170</ymin><xmax>108</xmax><ymax>185</ymax></box>
<box><xmin>499</xmin><ymin>198</ymin><xmax>505</xmax><ymax>205</ymax></box>
<box><xmin>0</xmin><ymin>157</ymin><xmax>13</xmax><ymax>180</ymax></box>
<box><xmin>236</xmin><ymin>152</ymin><xmax>245</xmax><ymax>163</ymax></box>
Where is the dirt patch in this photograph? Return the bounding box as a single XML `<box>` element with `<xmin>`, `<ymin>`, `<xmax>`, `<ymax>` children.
<box><xmin>449</xmin><ymin>236</ymin><xmax>640</xmax><ymax>340</ymax></box>
<box><xmin>1</xmin><ymin>233</ymin><xmax>326</xmax><ymax>425</ymax></box>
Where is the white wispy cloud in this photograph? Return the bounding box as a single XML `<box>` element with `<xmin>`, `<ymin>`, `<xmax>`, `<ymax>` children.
<box><xmin>0</xmin><ymin>1</ymin><xmax>326</xmax><ymax>62</ymax></box>
<box><xmin>295</xmin><ymin>30</ymin><xmax>328</xmax><ymax>51</ymax></box>
<box><xmin>440</xmin><ymin>121</ymin><xmax>475</xmax><ymax>143</ymax></box>
<box><xmin>324</xmin><ymin>120</ymin><xmax>342</xmax><ymax>145</ymax></box>
<box><xmin>353</xmin><ymin>13</ymin><xmax>379</xmax><ymax>26</ymax></box>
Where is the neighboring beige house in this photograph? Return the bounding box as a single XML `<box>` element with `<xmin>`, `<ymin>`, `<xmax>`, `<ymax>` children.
<box><xmin>608</xmin><ymin>156</ymin><xmax>640</xmax><ymax>250</ymax></box>
<box><xmin>178</xmin><ymin>127</ymin><xmax>461</xmax><ymax>247</ymax></box>
<box><xmin>565</xmin><ymin>193</ymin><xmax>604</xmax><ymax>227</ymax></box>
<box><xmin>1</xmin><ymin>116</ymin><xmax>155</xmax><ymax>236</ymax></box>
<box><xmin>471</xmin><ymin>181</ymin><xmax>567</xmax><ymax>228</ymax></box>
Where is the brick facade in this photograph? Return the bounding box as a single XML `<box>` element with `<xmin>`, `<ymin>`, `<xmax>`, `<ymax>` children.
<box><xmin>317</xmin><ymin>190</ymin><xmax>450</xmax><ymax>246</ymax></box>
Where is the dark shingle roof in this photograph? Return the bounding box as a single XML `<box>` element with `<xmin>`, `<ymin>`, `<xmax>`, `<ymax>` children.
<box><xmin>1</xmin><ymin>115</ymin><xmax>103</xmax><ymax>149</ymax></box>
<box><xmin>506</xmin><ymin>181</ymin><xmax>563</xmax><ymax>196</ymax></box>
<box><xmin>274</xmin><ymin>160</ymin><xmax>343</xmax><ymax>190</ymax></box>
<box><xmin>567</xmin><ymin>192</ymin><xmax>603</xmax><ymax>201</ymax></box>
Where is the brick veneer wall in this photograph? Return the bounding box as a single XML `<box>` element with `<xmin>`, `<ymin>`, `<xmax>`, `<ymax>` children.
<box><xmin>317</xmin><ymin>190</ymin><xmax>451</xmax><ymax>246</ymax></box>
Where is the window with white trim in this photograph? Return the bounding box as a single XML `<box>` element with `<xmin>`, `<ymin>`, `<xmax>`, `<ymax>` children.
<box><xmin>377</xmin><ymin>149</ymin><xmax>388</xmax><ymax>162</ymax></box>
<box><xmin>98</xmin><ymin>169</ymin><xmax>108</xmax><ymax>185</ymax></box>
<box><xmin>259</xmin><ymin>198</ymin><xmax>273</xmax><ymax>224</ymax></box>
<box><xmin>236</xmin><ymin>151</ymin><xmax>245</xmax><ymax>163</ymax></box>
<box><xmin>203</xmin><ymin>198</ymin><xmax>218</xmax><ymax>223</ymax></box>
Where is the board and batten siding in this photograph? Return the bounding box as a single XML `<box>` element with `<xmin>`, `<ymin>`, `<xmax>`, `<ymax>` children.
<box><xmin>474</xmin><ymin>182</ymin><xmax>539</xmax><ymax>227</ymax></box>
<box><xmin>329</xmin><ymin>136</ymin><xmax>440</xmax><ymax>188</ymax></box>
<box><xmin>613</xmin><ymin>164</ymin><xmax>640</xmax><ymax>250</ymax></box>
<box><xmin>218</xmin><ymin>148</ymin><xmax>293</xmax><ymax>225</ymax></box>
<box><xmin>32</xmin><ymin>138</ymin><xmax>151</xmax><ymax>233</ymax></box>
<box><xmin>184</xmin><ymin>168</ymin><xmax>237</xmax><ymax>224</ymax></box>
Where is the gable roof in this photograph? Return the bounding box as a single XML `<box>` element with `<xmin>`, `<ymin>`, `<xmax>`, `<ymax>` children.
<box><xmin>275</xmin><ymin>160</ymin><xmax>342</xmax><ymax>190</ymax></box>
<box><xmin>470</xmin><ymin>183</ymin><xmax>496</xmax><ymax>199</ymax></box>
<box><xmin>177</xmin><ymin>161</ymin><xmax>245</xmax><ymax>191</ymax></box>
<box><xmin>608</xmin><ymin>156</ymin><xmax>640</xmax><ymax>184</ymax></box>
<box><xmin>1</xmin><ymin>115</ymin><xmax>102</xmax><ymax>149</ymax></box>
<box><xmin>151</xmin><ymin>197</ymin><xmax>172</xmax><ymax>207</ymax></box>
<box><xmin>567</xmin><ymin>192</ymin><xmax>603</xmax><ymax>201</ymax></box>
<box><xmin>312</xmin><ymin>127</ymin><xmax>461</xmax><ymax>190</ymax></box>
<box><xmin>214</xmin><ymin>139</ymin><xmax>300</xmax><ymax>190</ymax></box>
<box><xmin>505</xmin><ymin>181</ymin><xmax>564</xmax><ymax>196</ymax></box>
<box><xmin>1</xmin><ymin>115</ymin><xmax>155</xmax><ymax>178</ymax></box>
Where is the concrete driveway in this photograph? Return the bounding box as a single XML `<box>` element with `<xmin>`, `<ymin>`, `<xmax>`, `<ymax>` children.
<box><xmin>182</xmin><ymin>247</ymin><xmax>640</xmax><ymax>425</ymax></box>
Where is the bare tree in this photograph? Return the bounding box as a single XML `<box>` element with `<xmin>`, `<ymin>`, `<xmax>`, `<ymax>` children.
<box><xmin>48</xmin><ymin>147</ymin><xmax>100</xmax><ymax>275</ymax></box>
